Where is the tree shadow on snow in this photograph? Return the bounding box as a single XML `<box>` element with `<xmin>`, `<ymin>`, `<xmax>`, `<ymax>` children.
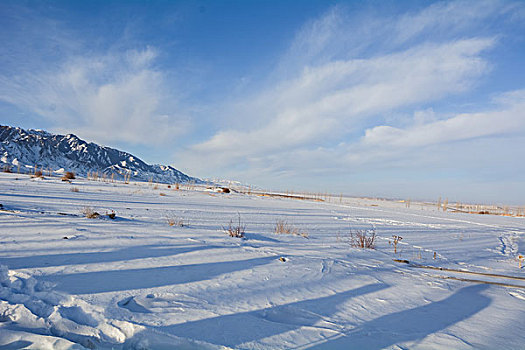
<box><xmin>0</xmin><ymin>192</ymin><xmax>175</xmax><ymax>207</ymax></box>
<box><xmin>0</xmin><ymin>340</ymin><xmax>33</xmax><ymax>349</ymax></box>
<box><xmin>155</xmin><ymin>282</ymin><xmax>388</xmax><ymax>348</ymax></box>
<box><xmin>311</xmin><ymin>284</ymin><xmax>491</xmax><ymax>349</ymax></box>
<box><xmin>0</xmin><ymin>244</ymin><xmax>218</xmax><ymax>269</ymax></box>
<box><xmin>42</xmin><ymin>255</ymin><xmax>277</xmax><ymax>295</ymax></box>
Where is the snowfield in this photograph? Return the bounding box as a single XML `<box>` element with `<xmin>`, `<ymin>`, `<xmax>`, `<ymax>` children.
<box><xmin>0</xmin><ymin>172</ymin><xmax>524</xmax><ymax>349</ymax></box>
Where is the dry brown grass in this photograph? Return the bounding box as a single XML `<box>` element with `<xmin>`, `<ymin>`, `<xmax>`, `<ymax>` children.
<box><xmin>274</xmin><ymin>219</ymin><xmax>308</xmax><ymax>238</ymax></box>
<box><xmin>166</xmin><ymin>215</ymin><xmax>185</xmax><ymax>227</ymax></box>
<box><xmin>82</xmin><ymin>206</ymin><xmax>100</xmax><ymax>219</ymax></box>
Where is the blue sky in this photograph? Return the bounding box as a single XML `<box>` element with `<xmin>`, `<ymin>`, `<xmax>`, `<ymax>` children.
<box><xmin>1</xmin><ymin>0</ymin><xmax>525</xmax><ymax>204</ymax></box>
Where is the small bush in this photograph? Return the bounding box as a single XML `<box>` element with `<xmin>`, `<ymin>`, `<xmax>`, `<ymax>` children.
<box><xmin>274</xmin><ymin>219</ymin><xmax>308</xmax><ymax>238</ymax></box>
<box><xmin>159</xmin><ymin>192</ymin><xmax>167</xmax><ymax>196</ymax></box>
<box><xmin>62</xmin><ymin>171</ymin><xmax>75</xmax><ymax>181</ymax></box>
<box><xmin>3</xmin><ymin>165</ymin><xmax>12</xmax><ymax>173</ymax></box>
<box><xmin>107</xmin><ymin>210</ymin><xmax>116</xmax><ymax>219</ymax></box>
<box><xmin>166</xmin><ymin>215</ymin><xmax>185</xmax><ymax>227</ymax></box>
<box><xmin>70</xmin><ymin>187</ymin><xmax>80</xmax><ymax>192</ymax></box>
<box><xmin>224</xmin><ymin>214</ymin><xmax>245</xmax><ymax>238</ymax></box>
<box><xmin>350</xmin><ymin>229</ymin><xmax>376</xmax><ymax>249</ymax></box>
<box><xmin>82</xmin><ymin>206</ymin><xmax>100</xmax><ymax>219</ymax></box>
<box><xmin>33</xmin><ymin>170</ymin><xmax>43</xmax><ymax>178</ymax></box>
<box><xmin>391</xmin><ymin>235</ymin><xmax>402</xmax><ymax>253</ymax></box>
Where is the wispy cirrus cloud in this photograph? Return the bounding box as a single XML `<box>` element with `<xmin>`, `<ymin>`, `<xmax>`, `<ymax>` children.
<box><xmin>0</xmin><ymin>2</ymin><xmax>190</xmax><ymax>147</ymax></box>
<box><xmin>179</xmin><ymin>0</ymin><xmax>502</xmax><ymax>176</ymax></box>
<box><xmin>192</xmin><ymin>37</ymin><xmax>493</xmax><ymax>155</ymax></box>
<box><xmin>175</xmin><ymin>0</ymin><xmax>525</xmax><ymax>204</ymax></box>
<box><xmin>0</xmin><ymin>46</ymin><xmax>190</xmax><ymax>145</ymax></box>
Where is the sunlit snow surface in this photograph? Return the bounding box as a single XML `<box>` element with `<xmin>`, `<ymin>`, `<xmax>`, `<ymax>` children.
<box><xmin>0</xmin><ymin>173</ymin><xmax>524</xmax><ymax>349</ymax></box>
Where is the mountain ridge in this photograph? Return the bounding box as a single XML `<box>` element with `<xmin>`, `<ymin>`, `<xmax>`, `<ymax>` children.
<box><xmin>0</xmin><ymin>125</ymin><xmax>200</xmax><ymax>184</ymax></box>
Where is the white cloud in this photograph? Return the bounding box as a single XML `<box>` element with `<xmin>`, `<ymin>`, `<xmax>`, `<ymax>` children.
<box><xmin>182</xmin><ymin>37</ymin><xmax>494</xmax><ymax>173</ymax></box>
<box><xmin>392</xmin><ymin>0</ymin><xmax>507</xmax><ymax>44</ymax></box>
<box><xmin>256</xmin><ymin>89</ymin><xmax>525</xmax><ymax>173</ymax></box>
<box><xmin>0</xmin><ymin>47</ymin><xmax>189</xmax><ymax>145</ymax></box>
<box><xmin>176</xmin><ymin>0</ymin><xmax>524</xmax><ymax>195</ymax></box>
<box><xmin>278</xmin><ymin>0</ymin><xmax>506</xmax><ymax>70</ymax></box>
<box><xmin>358</xmin><ymin>89</ymin><xmax>525</xmax><ymax>149</ymax></box>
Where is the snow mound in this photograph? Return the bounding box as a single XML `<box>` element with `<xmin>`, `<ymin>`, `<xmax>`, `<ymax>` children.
<box><xmin>0</xmin><ymin>265</ymin><xmax>134</xmax><ymax>348</ymax></box>
<box><xmin>0</xmin><ymin>265</ymin><xmax>228</xmax><ymax>349</ymax></box>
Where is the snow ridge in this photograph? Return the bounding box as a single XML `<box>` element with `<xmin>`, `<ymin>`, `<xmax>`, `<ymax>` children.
<box><xmin>0</xmin><ymin>125</ymin><xmax>200</xmax><ymax>184</ymax></box>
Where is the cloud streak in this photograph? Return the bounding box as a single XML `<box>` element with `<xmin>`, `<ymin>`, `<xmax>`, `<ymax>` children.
<box><xmin>0</xmin><ymin>47</ymin><xmax>189</xmax><ymax>145</ymax></box>
<box><xmin>173</xmin><ymin>0</ymin><xmax>525</xmax><ymax>204</ymax></box>
<box><xmin>362</xmin><ymin>95</ymin><xmax>525</xmax><ymax>149</ymax></box>
<box><xmin>350</xmin><ymin>90</ymin><xmax>525</xmax><ymax>161</ymax></box>
<box><xmin>180</xmin><ymin>13</ymin><xmax>496</xmax><ymax>174</ymax></box>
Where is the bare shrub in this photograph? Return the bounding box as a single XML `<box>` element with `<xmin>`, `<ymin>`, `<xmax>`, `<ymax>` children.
<box><xmin>224</xmin><ymin>214</ymin><xmax>245</xmax><ymax>238</ymax></box>
<box><xmin>3</xmin><ymin>165</ymin><xmax>12</xmax><ymax>173</ymax></box>
<box><xmin>166</xmin><ymin>215</ymin><xmax>185</xmax><ymax>227</ymax></box>
<box><xmin>62</xmin><ymin>171</ymin><xmax>75</xmax><ymax>181</ymax></box>
<box><xmin>275</xmin><ymin>219</ymin><xmax>298</xmax><ymax>235</ymax></box>
<box><xmin>82</xmin><ymin>206</ymin><xmax>100</xmax><ymax>219</ymax></box>
<box><xmin>70</xmin><ymin>187</ymin><xmax>80</xmax><ymax>192</ymax></box>
<box><xmin>391</xmin><ymin>235</ymin><xmax>403</xmax><ymax>253</ymax></box>
<box><xmin>350</xmin><ymin>229</ymin><xmax>376</xmax><ymax>249</ymax></box>
<box><xmin>33</xmin><ymin>170</ymin><xmax>43</xmax><ymax>178</ymax></box>
<box><xmin>274</xmin><ymin>219</ymin><xmax>308</xmax><ymax>238</ymax></box>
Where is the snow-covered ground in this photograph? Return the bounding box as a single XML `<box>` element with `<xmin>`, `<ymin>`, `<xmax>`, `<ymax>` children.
<box><xmin>0</xmin><ymin>172</ymin><xmax>524</xmax><ymax>349</ymax></box>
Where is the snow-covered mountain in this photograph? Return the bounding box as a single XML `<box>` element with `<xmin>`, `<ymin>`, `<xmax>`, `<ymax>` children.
<box><xmin>0</xmin><ymin>125</ymin><xmax>200</xmax><ymax>184</ymax></box>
